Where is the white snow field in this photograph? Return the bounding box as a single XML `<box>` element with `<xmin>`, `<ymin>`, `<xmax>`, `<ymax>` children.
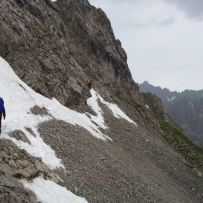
<box><xmin>21</xmin><ymin>177</ymin><xmax>88</xmax><ymax>203</ymax></box>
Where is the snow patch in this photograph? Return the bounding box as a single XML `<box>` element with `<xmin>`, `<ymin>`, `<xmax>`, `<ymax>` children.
<box><xmin>145</xmin><ymin>105</ymin><xmax>149</xmax><ymax>109</ymax></box>
<box><xmin>188</xmin><ymin>100</ymin><xmax>194</xmax><ymax>109</ymax></box>
<box><xmin>0</xmin><ymin>58</ymin><xmax>63</xmax><ymax>170</ymax></box>
<box><xmin>88</xmin><ymin>89</ymin><xmax>137</xmax><ymax>126</ymax></box>
<box><xmin>171</xmin><ymin>96</ymin><xmax>176</xmax><ymax>101</ymax></box>
<box><xmin>168</xmin><ymin>96</ymin><xmax>176</xmax><ymax>102</ymax></box>
<box><xmin>87</xmin><ymin>90</ymin><xmax>108</xmax><ymax>129</ymax></box>
<box><xmin>5</xmin><ymin>128</ymin><xmax>63</xmax><ymax>170</ymax></box>
<box><xmin>21</xmin><ymin>177</ymin><xmax>88</xmax><ymax>203</ymax></box>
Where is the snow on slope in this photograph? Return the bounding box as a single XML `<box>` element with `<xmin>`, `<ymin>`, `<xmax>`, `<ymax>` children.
<box><xmin>167</xmin><ymin>96</ymin><xmax>176</xmax><ymax>102</ymax></box>
<box><xmin>0</xmin><ymin>57</ymin><xmax>108</xmax><ymax>170</ymax></box>
<box><xmin>21</xmin><ymin>177</ymin><xmax>88</xmax><ymax>203</ymax></box>
<box><xmin>0</xmin><ymin>57</ymin><xmax>137</xmax><ymax>203</ymax></box>
<box><xmin>87</xmin><ymin>89</ymin><xmax>137</xmax><ymax>126</ymax></box>
<box><xmin>0</xmin><ymin>57</ymin><xmax>136</xmax><ymax>169</ymax></box>
<box><xmin>0</xmin><ymin>58</ymin><xmax>62</xmax><ymax>170</ymax></box>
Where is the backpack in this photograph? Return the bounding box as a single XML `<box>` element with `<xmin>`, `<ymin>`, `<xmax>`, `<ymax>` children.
<box><xmin>0</xmin><ymin>98</ymin><xmax>4</xmax><ymax>113</ymax></box>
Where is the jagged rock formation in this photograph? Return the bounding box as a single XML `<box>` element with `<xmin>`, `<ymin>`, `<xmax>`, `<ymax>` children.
<box><xmin>1</xmin><ymin>0</ymin><xmax>203</xmax><ymax>202</ymax></box>
<box><xmin>140</xmin><ymin>81</ymin><xmax>178</xmax><ymax>104</ymax></box>
<box><xmin>140</xmin><ymin>81</ymin><xmax>203</xmax><ymax>148</ymax></box>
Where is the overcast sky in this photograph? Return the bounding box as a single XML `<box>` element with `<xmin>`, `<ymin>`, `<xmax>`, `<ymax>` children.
<box><xmin>89</xmin><ymin>0</ymin><xmax>203</xmax><ymax>91</ymax></box>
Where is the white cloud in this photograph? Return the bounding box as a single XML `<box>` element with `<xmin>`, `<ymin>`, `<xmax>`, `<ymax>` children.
<box><xmin>165</xmin><ymin>0</ymin><xmax>203</xmax><ymax>19</ymax></box>
<box><xmin>90</xmin><ymin>0</ymin><xmax>203</xmax><ymax>91</ymax></box>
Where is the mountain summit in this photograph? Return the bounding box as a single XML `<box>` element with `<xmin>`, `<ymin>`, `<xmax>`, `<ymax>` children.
<box><xmin>1</xmin><ymin>0</ymin><xmax>203</xmax><ymax>202</ymax></box>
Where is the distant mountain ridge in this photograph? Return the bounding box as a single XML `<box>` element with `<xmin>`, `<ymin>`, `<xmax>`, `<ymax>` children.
<box><xmin>140</xmin><ymin>81</ymin><xmax>203</xmax><ymax>147</ymax></box>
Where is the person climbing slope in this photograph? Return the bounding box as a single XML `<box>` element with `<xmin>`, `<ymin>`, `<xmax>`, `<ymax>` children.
<box><xmin>0</xmin><ymin>97</ymin><xmax>6</xmax><ymax>134</ymax></box>
<box><xmin>85</xmin><ymin>79</ymin><xmax>92</xmax><ymax>89</ymax></box>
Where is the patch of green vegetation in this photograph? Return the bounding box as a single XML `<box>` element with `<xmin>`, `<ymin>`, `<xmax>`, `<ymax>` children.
<box><xmin>160</xmin><ymin>121</ymin><xmax>203</xmax><ymax>169</ymax></box>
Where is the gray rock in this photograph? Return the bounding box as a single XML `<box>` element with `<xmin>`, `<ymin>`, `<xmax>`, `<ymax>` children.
<box><xmin>9</xmin><ymin>130</ymin><xmax>31</xmax><ymax>145</ymax></box>
<box><xmin>0</xmin><ymin>140</ymin><xmax>57</xmax><ymax>181</ymax></box>
<box><xmin>0</xmin><ymin>175</ymin><xmax>38</xmax><ymax>203</ymax></box>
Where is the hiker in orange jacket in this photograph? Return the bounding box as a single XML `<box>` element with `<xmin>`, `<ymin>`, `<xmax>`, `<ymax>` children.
<box><xmin>85</xmin><ymin>80</ymin><xmax>92</xmax><ymax>89</ymax></box>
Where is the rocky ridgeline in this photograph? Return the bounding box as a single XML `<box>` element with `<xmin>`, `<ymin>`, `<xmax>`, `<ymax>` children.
<box><xmin>140</xmin><ymin>81</ymin><xmax>203</xmax><ymax>148</ymax></box>
<box><xmin>1</xmin><ymin>0</ymin><xmax>203</xmax><ymax>202</ymax></box>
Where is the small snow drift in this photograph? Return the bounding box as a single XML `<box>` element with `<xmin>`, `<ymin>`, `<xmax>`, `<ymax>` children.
<box><xmin>87</xmin><ymin>89</ymin><xmax>137</xmax><ymax>126</ymax></box>
<box><xmin>145</xmin><ymin>105</ymin><xmax>149</xmax><ymax>109</ymax></box>
<box><xmin>21</xmin><ymin>177</ymin><xmax>88</xmax><ymax>203</ymax></box>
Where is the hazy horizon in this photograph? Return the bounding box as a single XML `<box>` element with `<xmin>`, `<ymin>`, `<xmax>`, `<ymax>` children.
<box><xmin>139</xmin><ymin>80</ymin><xmax>203</xmax><ymax>93</ymax></box>
<box><xmin>90</xmin><ymin>0</ymin><xmax>203</xmax><ymax>92</ymax></box>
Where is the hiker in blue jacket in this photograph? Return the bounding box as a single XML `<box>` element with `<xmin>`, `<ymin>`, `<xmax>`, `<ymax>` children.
<box><xmin>0</xmin><ymin>97</ymin><xmax>6</xmax><ymax>134</ymax></box>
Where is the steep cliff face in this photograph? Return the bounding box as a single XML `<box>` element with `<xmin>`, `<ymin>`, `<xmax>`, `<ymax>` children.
<box><xmin>0</xmin><ymin>0</ymin><xmax>136</xmax><ymax>109</ymax></box>
<box><xmin>1</xmin><ymin>0</ymin><xmax>203</xmax><ymax>203</ymax></box>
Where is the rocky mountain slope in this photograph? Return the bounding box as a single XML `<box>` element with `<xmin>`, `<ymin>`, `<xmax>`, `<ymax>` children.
<box><xmin>1</xmin><ymin>0</ymin><xmax>203</xmax><ymax>202</ymax></box>
<box><xmin>140</xmin><ymin>81</ymin><xmax>203</xmax><ymax>148</ymax></box>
